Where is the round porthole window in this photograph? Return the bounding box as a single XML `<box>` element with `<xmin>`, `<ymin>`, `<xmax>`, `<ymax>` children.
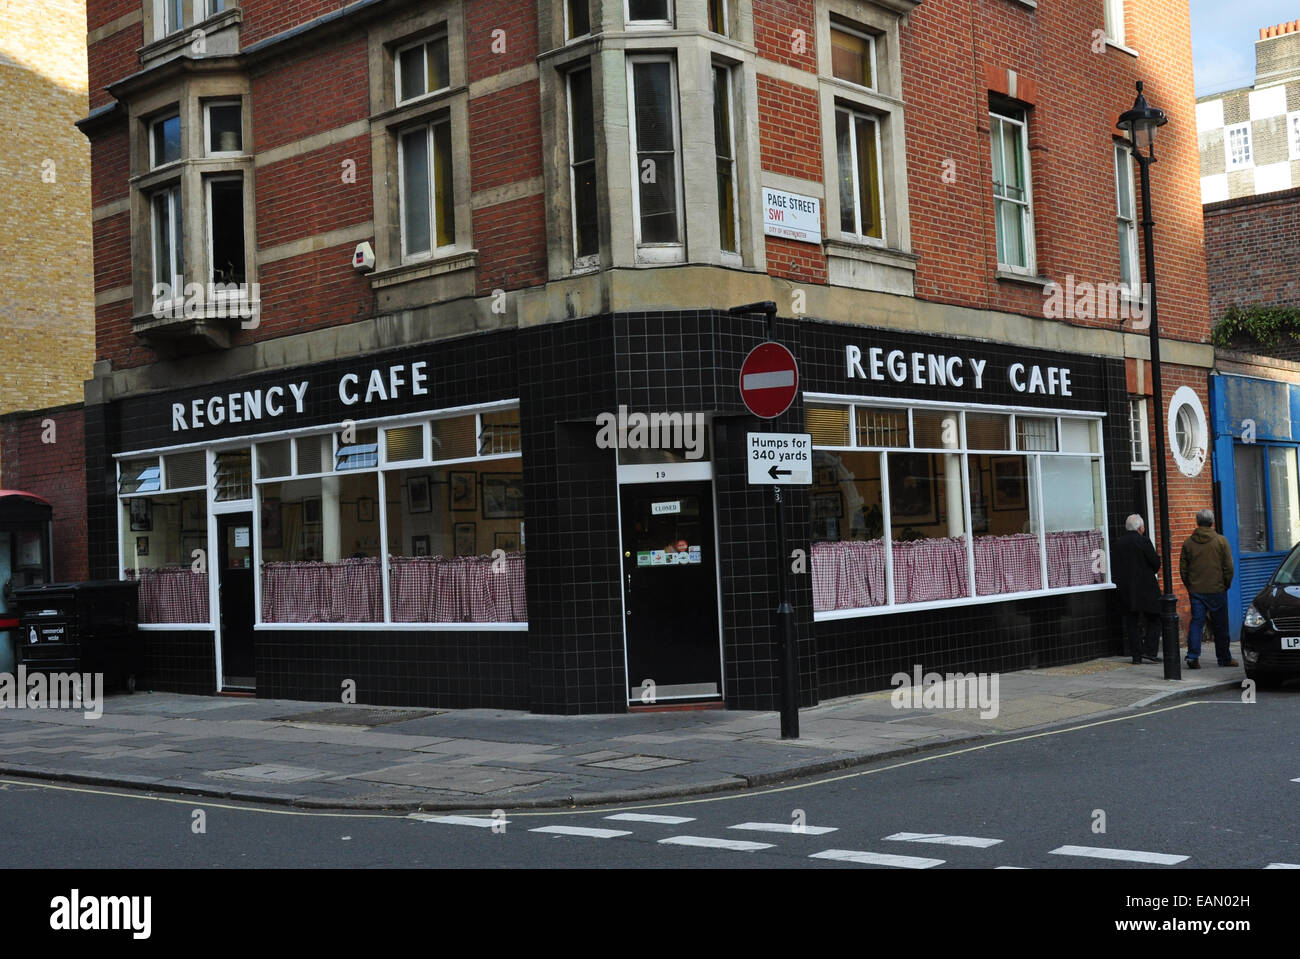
<box><xmin>1167</xmin><ymin>386</ymin><xmax>1207</xmax><ymax>477</ymax></box>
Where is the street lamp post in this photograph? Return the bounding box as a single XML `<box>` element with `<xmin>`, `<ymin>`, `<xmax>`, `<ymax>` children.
<box><xmin>1118</xmin><ymin>81</ymin><xmax>1181</xmax><ymax>681</ymax></box>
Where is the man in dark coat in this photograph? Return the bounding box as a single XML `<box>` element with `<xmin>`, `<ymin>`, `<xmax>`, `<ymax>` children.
<box><xmin>1112</xmin><ymin>514</ymin><xmax>1161</xmax><ymax>664</ymax></box>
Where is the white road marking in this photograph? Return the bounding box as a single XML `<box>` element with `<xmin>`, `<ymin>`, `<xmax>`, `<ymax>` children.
<box><xmin>409</xmin><ymin>814</ymin><xmax>507</xmax><ymax>828</ymax></box>
<box><xmin>1265</xmin><ymin>862</ymin><xmax>1300</xmax><ymax>869</ymax></box>
<box><xmin>659</xmin><ymin>836</ymin><xmax>773</xmax><ymax>851</ymax></box>
<box><xmin>605</xmin><ymin>813</ymin><xmax>695</xmax><ymax>825</ymax></box>
<box><xmin>1291</xmin><ymin>777</ymin><xmax>1300</xmax><ymax>783</ymax></box>
<box><xmin>810</xmin><ymin>849</ymin><xmax>944</xmax><ymax>869</ymax></box>
<box><xmin>884</xmin><ymin>831</ymin><xmax>1002</xmax><ymax>848</ymax></box>
<box><xmin>729</xmin><ymin>821</ymin><xmax>837</xmax><ymax>835</ymax></box>
<box><xmin>995</xmin><ymin>866</ymin><xmax>1027</xmax><ymax>869</ymax></box>
<box><xmin>530</xmin><ymin>825</ymin><xmax>631</xmax><ymax>839</ymax></box>
<box><xmin>1050</xmin><ymin>845</ymin><xmax>1187</xmax><ymax>865</ymax></box>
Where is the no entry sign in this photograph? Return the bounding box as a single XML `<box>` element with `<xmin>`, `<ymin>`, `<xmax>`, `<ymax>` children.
<box><xmin>739</xmin><ymin>342</ymin><xmax>799</xmax><ymax>419</ymax></box>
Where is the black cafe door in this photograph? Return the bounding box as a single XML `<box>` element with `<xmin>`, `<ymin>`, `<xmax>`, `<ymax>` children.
<box><xmin>217</xmin><ymin>513</ymin><xmax>255</xmax><ymax>690</ymax></box>
<box><xmin>621</xmin><ymin>481</ymin><xmax>724</xmax><ymax>704</ymax></box>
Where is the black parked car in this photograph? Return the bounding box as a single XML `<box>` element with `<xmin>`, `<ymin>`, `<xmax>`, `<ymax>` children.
<box><xmin>1241</xmin><ymin>546</ymin><xmax>1300</xmax><ymax>687</ymax></box>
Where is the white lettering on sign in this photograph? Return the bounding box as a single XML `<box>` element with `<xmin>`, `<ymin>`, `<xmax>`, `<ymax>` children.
<box><xmin>845</xmin><ymin>346</ymin><xmax>1062</xmax><ymax>395</ymax></box>
<box><xmin>172</xmin><ymin>381</ymin><xmax>308</xmax><ymax>432</ymax></box>
<box><xmin>651</xmin><ymin>501</ymin><xmax>681</xmax><ymax>515</ymax></box>
<box><xmin>762</xmin><ymin>188</ymin><xmax>822</xmax><ymax>245</ymax></box>
<box><xmin>172</xmin><ymin>362</ymin><xmax>437</xmax><ymax>432</ymax></box>
<box><xmin>747</xmin><ymin>432</ymin><xmax>813</xmax><ymax>485</ymax></box>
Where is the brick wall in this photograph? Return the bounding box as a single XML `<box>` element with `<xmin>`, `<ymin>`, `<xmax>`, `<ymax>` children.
<box><xmin>1204</xmin><ymin>187</ymin><xmax>1300</xmax><ymax>316</ymax></box>
<box><xmin>0</xmin><ymin>406</ymin><xmax>89</xmax><ymax>584</ymax></box>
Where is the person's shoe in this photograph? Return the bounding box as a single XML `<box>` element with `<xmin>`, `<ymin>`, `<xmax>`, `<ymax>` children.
<box><xmin>1185</xmin><ymin>656</ymin><xmax>1201</xmax><ymax>669</ymax></box>
<box><xmin>1219</xmin><ymin>658</ymin><xmax>1240</xmax><ymax>667</ymax></box>
<box><xmin>1142</xmin><ymin>655</ymin><xmax>1161</xmax><ymax>664</ymax></box>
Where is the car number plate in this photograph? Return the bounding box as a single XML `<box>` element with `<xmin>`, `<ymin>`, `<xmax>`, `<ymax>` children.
<box><xmin>1283</xmin><ymin>636</ymin><xmax>1300</xmax><ymax>650</ymax></box>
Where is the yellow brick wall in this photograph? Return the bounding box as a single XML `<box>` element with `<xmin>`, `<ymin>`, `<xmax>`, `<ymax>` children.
<box><xmin>0</xmin><ymin>0</ymin><xmax>94</xmax><ymax>473</ymax></box>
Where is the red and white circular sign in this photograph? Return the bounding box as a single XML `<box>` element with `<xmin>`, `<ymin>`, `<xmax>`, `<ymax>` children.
<box><xmin>739</xmin><ymin>342</ymin><xmax>799</xmax><ymax>419</ymax></box>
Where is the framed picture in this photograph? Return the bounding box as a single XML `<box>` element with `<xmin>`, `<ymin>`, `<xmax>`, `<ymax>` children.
<box><xmin>811</xmin><ymin>492</ymin><xmax>843</xmax><ymax>521</ymax></box>
<box><xmin>298</xmin><ymin>528</ymin><xmax>323</xmax><ymax>562</ymax></box>
<box><xmin>181</xmin><ymin>534</ymin><xmax>206</xmax><ymax>560</ymax></box>
<box><xmin>135</xmin><ymin>536</ymin><xmax>149</xmax><ymax>557</ymax></box>
<box><xmin>129</xmin><ymin>497</ymin><xmax>152</xmax><ymax>532</ymax></box>
<box><xmin>408</xmin><ymin>475</ymin><xmax>431</xmax><ymax>514</ymax></box>
<box><xmin>494</xmin><ymin>531</ymin><xmax>521</xmax><ymax>552</ymax></box>
<box><xmin>181</xmin><ymin>496</ymin><xmax>205</xmax><ymax>532</ymax></box>
<box><xmin>887</xmin><ymin>452</ymin><xmax>938</xmax><ymax>525</ymax></box>
<box><xmin>481</xmin><ymin>474</ymin><xmax>524</xmax><ymax>519</ymax></box>
<box><xmin>449</xmin><ymin>471</ymin><xmax>477</xmax><ymax>511</ymax></box>
<box><xmin>815</xmin><ymin>466</ymin><xmax>836</xmax><ymax>489</ymax></box>
<box><xmin>357</xmin><ymin>496</ymin><xmax>375</xmax><ymax>523</ymax></box>
<box><xmin>454</xmin><ymin>522</ymin><xmax>477</xmax><ymax>557</ymax></box>
<box><xmin>412</xmin><ymin>535</ymin><xmax>431</xmax><ymax>557</ymax></box>
<box><xmin>303</xmin><ymin>496</ymin><xmax>322</xmax><ymax>525</ymax></box>
<box><xmin>257</xmin><ymin>496</ymin><xmax>280</xmax><ymax>548</ymax></box>
<box><xmin>991</xmin><ymin>456</ymin><xmax>1028</xmax><ymax>511</ymax></box>
<box><xmin>969</xmin><ymin>469</ymin><xmax>989</xmax><ymax>533</ymax></box>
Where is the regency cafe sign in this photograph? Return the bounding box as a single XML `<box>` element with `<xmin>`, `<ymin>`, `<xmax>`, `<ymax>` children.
<box><xmin>169</xmin><ymin>361</ymin><xmax>433</xmax><ymax>432</ymax></box>
<box><xmin>845</xmin><ymin>345</ymin><xmax>1074</xmax><ymax>397</ymax></box>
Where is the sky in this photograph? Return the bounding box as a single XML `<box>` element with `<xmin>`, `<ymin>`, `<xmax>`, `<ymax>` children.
<box><xmin>1191</xmin><ymin>0</ymin><xmax>1299</xmax><ymax>95</ymax></box>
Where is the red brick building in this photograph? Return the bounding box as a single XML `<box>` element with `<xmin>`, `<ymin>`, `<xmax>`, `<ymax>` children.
<box><xmin>78</xmin><ymin>0</ymin><xmax>1213</xmax><ymax>711</ymax></box>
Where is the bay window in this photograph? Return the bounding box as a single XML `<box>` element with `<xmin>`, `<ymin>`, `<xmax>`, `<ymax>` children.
<box><xmin>628</xmin><ymin>56</ymin><xmax>684</xmax><ymax>261</ymax></box>
<box><xmin>808</xmin><ymin>400</ymin><xmax>1108</xmax><ymax>616</ymax></box>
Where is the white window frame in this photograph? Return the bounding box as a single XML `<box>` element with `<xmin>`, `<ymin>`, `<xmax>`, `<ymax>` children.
<box><xmin>1114</xmin><ymin>142</ymin><xmax>1140</xmax><ymax>295</ymax></box>
<box><xmin>395</xmin><ymin>33</ymin><xmax>451</xmax><ymax>106</ymax></box>
<box><xmin>567</xmin><ymin>65</ymin><xmax>600</xmax><ymax>271</ymax></box>
<box><xmin>156</xmin><ymin>0</ymin><xmax>225</xmax><ymax>40</ymax></box>
<box><xmin>150</xmin><ymin>113</ymin><xmax>181</xmax><ymax>169</ymax></box>
<box><xmin>625</xmin><ymin>0</ymin><xmax>673</xmax><ymax>28</ymax></box>
<box><xmin>626</xmin><ymin>54</ymin><xmax>685</xmax><ymax>263</ymax></box>
<box><xmin>1103</xmin><ymin>0</ymin><xmax>1125</xmax><ymax>47</ymax></box>
<box><xmin>806</xmin><ymin>394</ymin><xmax>1111</xmax><ymax>621</ymax></box>
<box><xmin>990</xmin><ymin>103</ymin><xmax>1036</xmax><ymax>275</ymax></box>
<box><xmin>203</xmin><ymin>100</ymin><xmax>243</xmax><ymax>158</ymax></box>
<box><xmin>713</xmin><ymin>61</ymin><xmax>741</xmax><ymax>261</ymax></box>
<box><xmin>829</xmin><ymin>22</ymin><xmax>877</xmax><ymax>93</ymax></box>
<box><xmin>836</xmin><ymin>103</ymin><xmax>887</xmax><ymax>246</ymax></box>
<box><xmin>1129</xmin><ymin>398</ymin><xmax>1155</xmax><ymax>544</ymax></box>
<box><xmin>151</xmin><ymin>183</ymin><xmax>184</xmax><ymax>300</ymax></box>
<box><xmin>565</xmin><ymin>0</ymin><xmax>592</xmax><ymax>41</ymax></box>
<box><xmin>1288</xmin><ymin>111</ymin><xmax>1300</xmax><ymax>162</ymax></box>
<box><xmin>205</xmin><ymin>173</ymin><xmax>247</xmax><ymax>292</ymax></box>
<box><xmin>707</xmin><ymin>0</ymin><xmax>729</xmax><ymax>37</ymax></box>
<box><xmin>396</xmin><ymin>116</ymin><xmax>455</xmax><ymax>262</ymax></box>
<box><xmin>1225</xmin><ymin>122</ymin><xmax>1253</xmax><ymax>170</ymax></box>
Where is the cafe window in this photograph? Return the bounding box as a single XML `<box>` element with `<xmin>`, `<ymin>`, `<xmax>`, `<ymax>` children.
<box><xmin>254</xmin><ymin>406</ymin><xmax>526</xmax><ymax>626</ymax></box>
<box><xmin>117</xmin><ymin>453</ymin><xmax>210</xmax><ymax>626</ymax></box>
<box><xmin>806</xmin><ymin>401</ymin><xmax>1108</xmax><ymax>616</ymax></box>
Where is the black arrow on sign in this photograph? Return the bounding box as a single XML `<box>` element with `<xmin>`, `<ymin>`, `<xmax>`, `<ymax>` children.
<box><xmin>768</xmin><ymin>465</ymin><xmax>792</xmax><ymax>479</ymax></box>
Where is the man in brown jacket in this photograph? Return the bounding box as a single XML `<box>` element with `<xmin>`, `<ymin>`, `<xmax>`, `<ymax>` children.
<box><xmin>1179</xmin><ymin>508</ymin><xmax>1237</xmax><ymax>668</ymax></box>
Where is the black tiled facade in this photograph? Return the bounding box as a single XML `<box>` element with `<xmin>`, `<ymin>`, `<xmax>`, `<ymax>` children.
<box><xmin>89</xmin><ymin>312</ymin><xmax>1129</xmax><ymax>712</ymax></box>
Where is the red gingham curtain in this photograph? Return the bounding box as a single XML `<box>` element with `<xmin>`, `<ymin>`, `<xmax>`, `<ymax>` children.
<box><xmin>974</xmin><ymin>533</ymin><xmax>1042</xmax><ymax>595</ymax></box>
<box><xmin>261</xmin><ymin>557</ymin><xmax>382</xmax><ymax>623</ymax></box>
<box><xmin>125</xmin><ymin>567</ymin><xmax>209</xmax><ymax>624</ymax></box>
<box><xmin>1045</xmin><ymin>529</ymin><xmax>1106</xmax><ymax>588</ymax></box>
<box><xmin>811</xmin><ymin>540</ymin><xmax>886</xmax><ymax>612</ymax></box>
<box><xmin>263</xmin><ymin>555</ymin><xmax>527</xmax><ymax>624</ymax></box>
<box><xmin>893</xmin><ymin>536</ymin><xmax>970</xmax><ymax>604</ymax></box>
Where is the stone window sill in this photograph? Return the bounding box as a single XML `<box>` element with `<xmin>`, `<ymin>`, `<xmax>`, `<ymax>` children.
<box><xmin>995</xmin><ymin>269</ymin><xmax>1051</xmax><ymax>288</ymax></box>
<box><xmin>138</xmin><ymin>7</ymin><xmax>242</xmax><ymax>65</ymax></box>
<box><xmin>370</xmin><ymin>250</ymin><xmax>478</xmax><ymax>290</ymax></box>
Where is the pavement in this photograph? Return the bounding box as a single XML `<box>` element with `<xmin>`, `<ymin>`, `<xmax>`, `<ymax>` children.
<box><xmin>0</xmin><ymin>656</ymin><xmax>1245</xmax><ymax>811</ymax></box>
